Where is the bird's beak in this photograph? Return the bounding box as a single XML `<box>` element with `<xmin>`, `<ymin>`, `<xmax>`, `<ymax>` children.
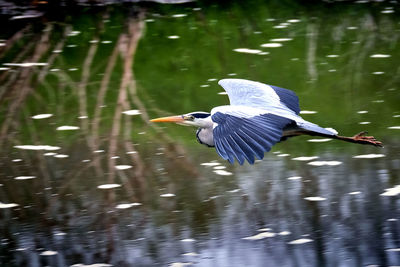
<box><xmin>150</xmin><ymin>115</ymin><xmax>185</xmax><ymax>123</ymax></box>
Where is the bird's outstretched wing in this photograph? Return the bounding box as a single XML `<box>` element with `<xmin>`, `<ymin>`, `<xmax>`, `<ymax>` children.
<box><xmin>212</xmin><ymin>111</ymin><xmax>292</xmax><ymax>165</ymax></box>
<box><xmin>218</xmin><ymin>79</ymin><xmax>300</xmax><ymax>115</ymax></box>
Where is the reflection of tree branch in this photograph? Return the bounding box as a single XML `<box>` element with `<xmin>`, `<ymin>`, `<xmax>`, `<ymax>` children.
<box><xmin>306</xmin><ymin>22</ymin><xmax>318</xmax><ymax>82</ymax></box>
<box><xmin>90</xmin><ymin>35</ymin><xmax>122</xmax><ymax>176</ymax></box>
<box><xmin>0</xmin><ymin>25</ymin><xmax>32</xmax><ymax>60</ymax></box>
<box><xmin>0</xmin><ymin>25</ymin><xmax>52</xmax><ymax>146</ymax></box>
<box><xmin>38</xmin><ymin>25</ymin><xmax>71</xmax><ymax>83</ymax></box>
<box><xmin>78</xmin><ymin>36</ymin><xmax>98</xmax><ymax>143</ymax></box>
<box><xmin>108</xmin><ymin>17</ymin><xmax>144</xmax><ymax>186</ymax></box>
<box><xmin>0</xmin><ymin>40</ymin><xmax>35</xmax><ymax>99</ymax></box>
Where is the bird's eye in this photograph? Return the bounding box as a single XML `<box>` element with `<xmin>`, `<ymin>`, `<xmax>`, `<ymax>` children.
<box><xmin>183</xmin><ymin>115</ymin><xmax>195</xmax><ymax>121</ymax></box>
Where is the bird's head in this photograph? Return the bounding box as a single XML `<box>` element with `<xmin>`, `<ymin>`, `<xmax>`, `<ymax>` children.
<box><xmin>150</xmin><ymin>112</ymin><xmax>211</xmax><ymax>127</ymax></box>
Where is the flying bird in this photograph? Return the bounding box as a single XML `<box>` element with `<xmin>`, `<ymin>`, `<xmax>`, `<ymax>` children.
<box><xmin>150</xmin><ymin>79</ymin><xmax>382</xmax><ymax>165</ymax></box>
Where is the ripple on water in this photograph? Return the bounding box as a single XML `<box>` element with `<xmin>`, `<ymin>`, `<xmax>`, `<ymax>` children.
<box><xmin>388</xmin><ymin>126</ymin><xmax>400</xmax><ymax>130</ymax></box>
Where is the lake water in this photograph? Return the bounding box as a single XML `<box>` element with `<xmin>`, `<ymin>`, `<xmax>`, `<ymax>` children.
<box><xmin>0</xmin><ymin>1</ymin><xmax>399</xmax><ymax>266</ymax></box>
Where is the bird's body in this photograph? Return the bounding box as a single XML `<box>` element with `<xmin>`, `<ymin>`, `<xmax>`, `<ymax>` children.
<box><xmin>151</xmin><ymin>79</ymin><xmax>382</xmax><ymax>164</ymax></box>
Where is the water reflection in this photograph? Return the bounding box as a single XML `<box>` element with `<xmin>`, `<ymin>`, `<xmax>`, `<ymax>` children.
<box><xmin>0</xmin><ymin>0</ymin><xmax>400</xmax><ymax>266</ymax></box>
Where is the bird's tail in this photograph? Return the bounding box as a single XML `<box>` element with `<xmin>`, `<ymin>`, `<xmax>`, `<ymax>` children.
<box><xmin>296</xmin><ymin>121</ymin><xmax>338</xmax><ymax>136</ymax></box>
<box><xmin>295</xmin><ymin>121</ymin><xmax>383</xmax><ymax>147</ymax></box>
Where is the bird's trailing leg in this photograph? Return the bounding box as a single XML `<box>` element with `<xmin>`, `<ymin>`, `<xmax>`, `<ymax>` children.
<box><xmin>334</xmin><ymin>131</ymin><xmax>383</xmax><ymax>147</ymax></box>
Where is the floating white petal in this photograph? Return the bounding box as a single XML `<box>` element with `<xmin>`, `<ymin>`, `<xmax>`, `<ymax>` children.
<box><xmin>54</xmin><ymin>154</ymin><xmax>69</xmax><ymax>158</ymax></box>
<box><xmin>287</xmin><ymin>176</ymin><xmax>302</xmax><ymax>180</ymax></box>
<box><xmin>169</xmin><ymin>262</ymin><xmax>193</xmax><ymax>267</ymax></box>
<box><xmin>277</xmin><ymin>153</ymin><xmax>290</xmax><ymax>157</ymax></box>
<box><xmin>97</xmin><ymin>184</ymin><xmax>121</xmax><ymax>189</ymax></box>
<box><xmin>304</xmin><ymin>197</ymin><xmax>326</xmax><ymax>201</ymax></box>
<box><xmin>380</xmin><ymin>185</ymin><xmax>400</xmax><ymax>197</ymax></box>
<box><xmin>201</xmin><ymin>162</ymin><xmax>220</xmax><ymax>166</ymax></box>
<box><xmin>299</xmin><ymin>110</ymin><xmax>317</xmax><ymax>114</ymax></box>
<box><xmin>352</xmin><ymin>154</ymin><xmax>385</xmax><ymax>159</ymax></box>
<box><xmin>279</xmin><ymin>231</ymin><xmax>291</xmax><ymax>236</ymax></box>
<box><xmin>233</xmin><ymin>48</ymin><xmax>264</xmax><ymax>54</ymax></box>
<box><xmin>182</xmin><ymin>252</ymin><xmax>199</xmax><ymax>256</ymax></box>
<box><xmin>32</xmin><ymin>114</ymin><xmax>53</xmax><ymax>119</ymax></box>
<box><xmin>288</xmin><ymin>238</ymin><xmax>313</xmax><ymax>245</ymax></box>
<box><xmin>270</xmin><ymin>38</ymin><xmax>292</xmax><ymax>42</ymax></box>
<box><xmin>308</xmin><ymin>161</ymin><xmax>342</xmax><ymax>166</ymax></box>
<box><xmin>40</xmin><ymin>250</ymin><xmax>58</xmax><ymax>256</ymax></box>
<box><xmin>242</xmin><ymin>232</ymin><xmax>276</xmax><ymax>240</ymax></box>
<box><xmin>260</xmin><ymin>43</ymin><xmax>282</xmax><ymax>48</ymax></box>
<box><xmin>0</xmin><ymin>202</ymin><xmax>19</xmax><ymax>209</ymax></box>
<box><xmin>213</xmin><ymin>166</ymin><xmax>226</xmax><ymax>170</ymax></box>
<box><xmin>348</xmin><ymin>191</ymin><xmax>362</xmax><ymax>195</ymax></box>
<box><xmin>388</xmin><ymin>126</ymin><xmax>400</xmax><ymax>130</ymax></box>
<box><xmin>70</xmin><ymin>263</ymin><xmax>112</xmax><ymax>267</ymax></box>
<box><xmin>168</xmin><ymin>35</ymin><xmax>180</xmax><ymax>39</ymax></box>
<box><xmin>370</xmin><ymin>54</ymin><xmax>391</xmax><ymax>58</ymax></box>
<box><xmin>160</xmin><ymin>193</ymin><xmax>176</xmax><ymax>198</ymax></box>
<box><xmin>115</xmin><ymin>165</ymin><xmax>132</xmax><ymax>170</ymax></box>
<box><xmin>386</xmin><ymin>248</ymin><xmax>400</xmax><ymax>252</ymax></box>
<box><xmin>14</xmin><ymin>176</ymin><xmax>36</xmax><ymax>180</ymax></box>
<box><xmin>307</xmin><ymin>138</ymin><xmax>332</xmax><ymax>142</ymax></box>
<box><xmin>172</xmin><ymin>14</ymin><xmax>187</xmax><ymax>18</ymax></box>
<box><xmin>116</xmin><ymin>203</ymin><xmax>142</xmax><ymax>209</ymax></box>
<box><xmin>3</xmin><ymin>62</ymin><xmax>48</xmax><ymax>67</ymax></box>
<box><xmin>292</xmin><ymin>156</ymin><xmax>319</xmax><ymax>161</ymax></box>
<box><xmin>181</xmin><ymin>238</ymin><xmax>196</xmax><ymax>242</ymax></box>
<box><xmin>122</xmin><ymin>110</ymin><xmax>141</xmax><ymax>116</ymax></box>
<box><xmin>213</xmin><ymin>170</ymin><xmax>233</xmax><ymax>176</ymax></box>
<box><xmin>57</xmin><ymin>126</ymin><xmax>79</xmax><ymax>131</ymax></box>
<box><xmin>14</xmin><ymin>145</ymin><xmax>61</xmax><ymax>151</ymax></box>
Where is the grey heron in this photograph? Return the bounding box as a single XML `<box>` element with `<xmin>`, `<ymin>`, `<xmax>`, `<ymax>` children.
<box><xmin>150</xmin><ymin>79</ymin><xmax>382</xmax><ymax>165</ymax></box>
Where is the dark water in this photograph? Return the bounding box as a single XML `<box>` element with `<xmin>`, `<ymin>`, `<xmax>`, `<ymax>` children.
<box><xmin>0</xmin><ymin>1</ymin><xmax>400</xmax><ymax>266</ymax></box>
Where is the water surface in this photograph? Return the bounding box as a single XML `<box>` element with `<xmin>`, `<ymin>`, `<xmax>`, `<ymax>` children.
<box><xmin>0</xmin><ymin>1</ymin><xmax>399</xmax><ymax>266</ymax></box>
